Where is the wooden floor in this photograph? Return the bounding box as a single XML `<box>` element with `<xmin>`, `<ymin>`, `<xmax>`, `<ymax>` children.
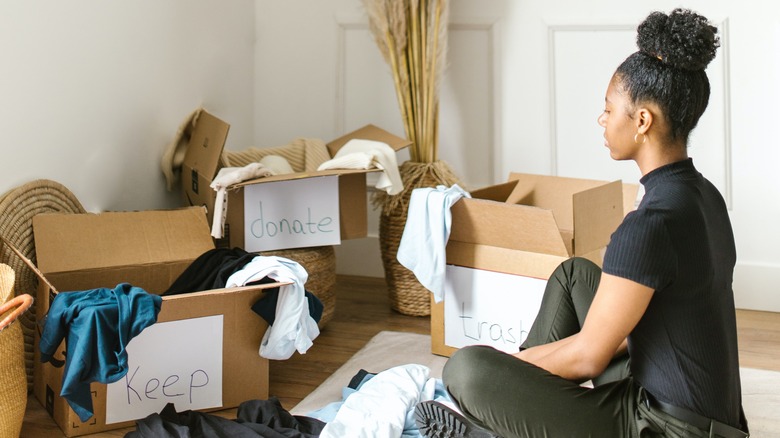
<box><xmin>20</xmin><ymin>275</ymin><xmax>780</xmax><ymax>437</ymax></box>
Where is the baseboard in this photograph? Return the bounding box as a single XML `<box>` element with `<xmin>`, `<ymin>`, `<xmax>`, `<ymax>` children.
<box><xmin>335</xmin><ymin>239</ymin><xmax>778</xmax><ymax>312</ymax></box>
<box><xmin>734</xmin><ymin>262</ymin><xmax>780</xmax><ymax>312</ymax></box>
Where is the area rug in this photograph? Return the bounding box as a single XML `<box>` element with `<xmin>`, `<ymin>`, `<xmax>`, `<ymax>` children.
<box><xmin>292</xmin><ymin>331</ymin><xmax>779</xmax><ymax>436</ymax></box>
<box><xmin>290</xmin><ymin>331</ymin><xmax>447</xmax><ymax>416</ymax></box>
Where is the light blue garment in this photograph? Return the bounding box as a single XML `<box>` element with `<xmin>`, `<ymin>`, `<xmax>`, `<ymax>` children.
<box><xmin>396</xmin><ymin>184</ymin><xmax>471</xmax><ymax>302</ymax></box>
<box><xmin>307</xmin><ymin>366</ymin><xmax>453</xmax><ymax>438</ymax></box>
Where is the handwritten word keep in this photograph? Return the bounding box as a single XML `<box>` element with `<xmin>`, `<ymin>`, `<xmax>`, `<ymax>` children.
<box><xmin>124</xmin><ymin>366</ymin><xmax>210</xmax><ymax>404</ymax></box>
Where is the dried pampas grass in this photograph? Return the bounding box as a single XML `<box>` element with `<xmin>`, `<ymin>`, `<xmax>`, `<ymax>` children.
<box><xmin>362</xmin><ymin>0</ymin><xmax>450</xmax><ymax>164</ymax></box>
<box><xmin>364</xmin><ymin>0</ymin><xmax>456</xmax><ymax>316</ymax></box>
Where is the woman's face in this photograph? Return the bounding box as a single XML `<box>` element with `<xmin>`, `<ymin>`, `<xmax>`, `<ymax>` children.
<box><xmin>597</xmin><ymin>76</ymin><xmax>640</xmax><ymax>161</ymax></box>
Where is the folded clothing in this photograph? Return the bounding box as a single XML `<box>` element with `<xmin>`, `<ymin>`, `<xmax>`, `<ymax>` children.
<box><xmin>258</xmin><ymin>155</ymin><xmax>295</xmax><ymax>175</ymax></box>
<box><xmin>222</xmin><ymin>137</ymin><xmax>330</xmax><ymax>173</ymax></box>
<box><xmin>317</xmin><ymin>138</ymin><xmax>403</xmax><ymax>195</ymax></box>
<box><xmin>211</xmin><ymin>163</ymin><xmax>275</xmax><ymax>239</ymax></box>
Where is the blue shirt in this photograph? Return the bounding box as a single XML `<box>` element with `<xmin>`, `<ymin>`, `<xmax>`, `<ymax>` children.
<box><xmin>39</xmin><ymin>283</ymin><xmax>162</xmax><ymax>422</ymax></box>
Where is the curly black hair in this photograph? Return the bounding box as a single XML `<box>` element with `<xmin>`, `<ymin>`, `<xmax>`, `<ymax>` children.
<box><xmin>614</xmin><ymin>8</ymin><xmax>720</xmax><ymax>144</ymax></box>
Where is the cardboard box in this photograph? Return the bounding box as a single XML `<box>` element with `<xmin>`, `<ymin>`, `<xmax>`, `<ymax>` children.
<box><xmin>32</xmin><ymin>207</ymin><xmax>282</xmax><ymax>437</ymax></box>
<box><xmin>181</xmin><ymin>111</ymin><xmax>412</xmax><ymax>252</ymax></box>
<box><xmin>431</xmin><ymin>173</ymin><xmax>639</xmax><ymax>357</ymax></box>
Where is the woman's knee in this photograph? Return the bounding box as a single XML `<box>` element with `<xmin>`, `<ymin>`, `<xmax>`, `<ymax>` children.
<box><xmin>443</xmin><ymin>345</ymin><xmax>501</xmax><ymax>397</ymax></box>
<box><xmin>557</xmin><ymin>257</ymin><xmax>601</xmax><ymax>279</ymax></box>
<box><xmin>549</xmin><ymin>257</ymin><xmax>602</xmax><ymax>296</ymax></box>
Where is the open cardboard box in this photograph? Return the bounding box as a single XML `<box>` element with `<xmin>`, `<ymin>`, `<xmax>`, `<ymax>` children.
<box><xmin>431</xmin><ymin>173</ymin><xmax>639</xmax><ymax>357</ymax></box>
<box><xmin>180</xmin><ymin>110</ymin><xmax>412</xmax><ymax>252</ymax></box>
<box><xmin>31</xmin><ymin>207</ymin><xmax>284</xmax><ymax>437</ymax></box>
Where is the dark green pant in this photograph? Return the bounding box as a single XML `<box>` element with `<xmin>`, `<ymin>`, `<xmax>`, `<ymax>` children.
<box><xmin>521</xmin><ymin>256</ymin><xmax>631</xmax><ymax>387</ymax></box>
<box><xmin>441</xmin><ymin>258</ymin><xmax>709</xmax><ymax>438</ymax></box>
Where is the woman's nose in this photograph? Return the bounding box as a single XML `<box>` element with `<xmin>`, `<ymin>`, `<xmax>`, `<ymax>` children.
<box><xmin>597</xmin><ymin>112</ymin><xmax>607</xmax><ymax>127</ymax></box>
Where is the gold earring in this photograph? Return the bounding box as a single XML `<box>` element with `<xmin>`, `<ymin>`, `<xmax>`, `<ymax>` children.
<box><xmin>634</xmin><ymin>132</ymin><xmax>647</xmax><ymax>144</ymax></box>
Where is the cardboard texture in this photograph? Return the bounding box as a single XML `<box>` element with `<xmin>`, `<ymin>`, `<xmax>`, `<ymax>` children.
<box><xmin>181</xmin><ymin>111</ymin><xmax>411</xmax><ymax>251</ymax></box>
<box><xmin>431</xmin><ymin>173</ymin><xmax>638</xmax><ymax>357</ymax></box>
<box><xmin>32</xmin><ymin>207</ymin><xmax>281</xmax><ymax>437</ymax></box>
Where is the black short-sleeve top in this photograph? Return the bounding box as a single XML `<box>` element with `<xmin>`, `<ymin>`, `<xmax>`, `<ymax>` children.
<box><xmin>602</xmin><ymin>158</ymin><xmax>743</xmax><ymax>430</ymax></box>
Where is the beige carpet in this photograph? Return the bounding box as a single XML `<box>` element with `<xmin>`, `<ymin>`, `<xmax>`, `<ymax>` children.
<box><xmin>292</xmin><ymin>331</ymin><xmax>779</xmax><ymax>437</ymax></box>
<box><xmin>291</xmin><ymin>331</ymin><xmax>447</xmax><ymax>416</ymax></box>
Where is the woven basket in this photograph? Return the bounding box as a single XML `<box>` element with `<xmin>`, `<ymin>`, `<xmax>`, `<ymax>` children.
<box><xmin>0</xmin><ymin>179</ymin><xmax>86</xmax><ymax>392</ymax></box>
<box><xmin>377</xmin><ymin>161</ymin><xmax>460</xmax><ymax>316</ymax></box>
<box><xmin>0</xmin><ymin>263</ymin><xmax>32</xmax><ymax>438</ymax></box>
<box><xmin>379</xmin><ymin>213</ymin><xmax>430</xmax><ymax>316</ymax></box>
<box><xmin>260</xmin><ymin>246</ymin><xmax>336</xmax><ymax>329</ymax></box>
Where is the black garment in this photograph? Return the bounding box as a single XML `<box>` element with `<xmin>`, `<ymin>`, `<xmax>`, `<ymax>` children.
<box><xmin>251</xmin><ymin>282</ymin><xmax>324</xmax><ymax>325</ymax></box>
<box><xmin>166</xmin><ymin>249</ymin><xmax>326</xmax><ymax>325</ymax></box>
<box><xmin>602</xmin><ymin>159</ymin><xmax>744</xmax><ymax>431</ymax></box>
<box><xmin>164</xmin><ymin>248</ymin><xmax>258</xmax><ymax>295</ymax></box>
<box><xmin>347</xmin><ymin>369</ymin><xmax>374</xmax><ymax>389</ymax></box>
<box><xmin>125</xmin><ymin>397</ymin><xmax>325</xmax><ymax>438</ymax></box>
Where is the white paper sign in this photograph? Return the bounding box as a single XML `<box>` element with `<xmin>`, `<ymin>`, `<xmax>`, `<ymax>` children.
<box><xmin>105</xmin><ymin>315</ymin><xmax>224</xmax><ymax>424</ymax></box>
<box><xmin>444</xmin><ymin>265</ymin><xmax>547</xmax><ymax>353</ymax></box>
<box><xmin>243</xmin><ymin>176</ymin><xmax>341</xmax><ymax>252</ymax></box>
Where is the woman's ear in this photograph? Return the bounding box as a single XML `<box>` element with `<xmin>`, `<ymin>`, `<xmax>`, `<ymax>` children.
<box><xmin>636</xmin><ymin>107</ymin><xmax>653</xmax><ymax>134</ymax></box>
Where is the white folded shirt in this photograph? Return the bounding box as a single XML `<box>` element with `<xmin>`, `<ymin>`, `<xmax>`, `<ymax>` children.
<box><xmin>210</xmin><ymin>162</ymin><xmax>275</xmax><ymax>239</ymax></box>
<box><xmin>317</xmin><ymin>139</ymin><xmax>404</xmax><ymax>195</ymax></box>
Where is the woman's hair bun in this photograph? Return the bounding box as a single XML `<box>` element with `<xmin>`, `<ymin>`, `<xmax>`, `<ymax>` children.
<box><xmin>636</xmin><ymin>8</ymin><xmax>720</xmax><ymax>71</ymax></box>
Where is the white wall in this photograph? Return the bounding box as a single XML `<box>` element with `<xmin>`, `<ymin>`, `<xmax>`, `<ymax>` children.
<box><xmin>1</xmin><ymin>1</ymin><xmax>776</xmax><ymax>311</ymax></box>
<box><xmin>253</xmin><ymin>0</ymin><xmax>378</xmax><ymax>145</ymax></box>
<box><xmin>253</xmin><ymin>0</ymin><xmax>780</xmax><ymax>312</ymax></box>
<box><xmin>0</xmin><ymin>0</ymin><xmax>256</xmax><ymax>212</ymax></box>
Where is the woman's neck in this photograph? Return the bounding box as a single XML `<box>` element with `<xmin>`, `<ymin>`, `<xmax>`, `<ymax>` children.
<box><xmin>635</xmin><ymin>142</ymin><xmax>688</xmax><ymax>176</ymax></box>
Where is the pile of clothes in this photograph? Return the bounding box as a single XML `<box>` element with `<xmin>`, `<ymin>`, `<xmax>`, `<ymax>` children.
<box><xmin>126</xmin><ymin>364</ymin><xmax>454</xmax><ymax>438</ymax></box>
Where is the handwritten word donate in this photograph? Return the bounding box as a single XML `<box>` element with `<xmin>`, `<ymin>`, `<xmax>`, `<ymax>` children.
<box><xmin>250</xmin><ymin>201</ymin><xmax>334</xmax><ymax>238</ymax></box>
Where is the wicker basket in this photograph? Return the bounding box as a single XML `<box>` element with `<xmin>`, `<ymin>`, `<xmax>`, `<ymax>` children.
<box><xmin>379</xmin><ymin>208</ymin><xmax>432</xmax><ymax>316</ymax></box>
<box><xmin>377</xmin><ymin>161</ymin><xmax>460</xmax><ymax>316</ymax></box>
<box><xmin>0</xmin><ymin>264</ymin><xmax>32</xmax><ymax>438</ymax></box>
<box><xmin>0</xmin><ymin>179</ymin><xmax>86</xmax><ymax>392</ymax></box>
<box><xmin>260</xmin><ymin>246</ymin><xmax>336</xmax><ymax>329</ymax></box>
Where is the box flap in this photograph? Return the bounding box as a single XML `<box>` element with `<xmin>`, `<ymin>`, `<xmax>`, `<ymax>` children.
<box><xmin>449</xmin><ymin>198</ymin><xmax>569</xmax><ymax>257</ymax></box>
<box><xmin>572</xmin><ymin>180</ymin><xmax>624</xmax><ymax>255</ymax></box>
<box><xmin>181</xmin><ymin>111</ymin><xmax>230</xmax><ymax>211</ymax></box>
<box><xmin>33</xmin><ymin>207</ymin><xmax>215</xmax><ymax>275</ymax></box>
<box><xmin>506</xmin><ymin>173</ymin><xmax>612</xmax><ymax>231</ymax></box>
<box><xmin>325</xmin><ymin>124</ymin><xmax>412</xmax><ymax>157</ymax></box>
<box><xmin>470</xmin><ymin>180</ymin><xmax>518</xmax><ymax>203</ymax></box>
